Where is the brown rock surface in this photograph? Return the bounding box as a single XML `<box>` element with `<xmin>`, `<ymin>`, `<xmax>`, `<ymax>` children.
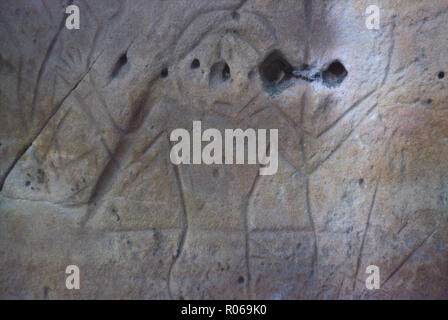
<box><xmin>1</xmin><ymin>0</ymin><xmax>448</xmax><ymax>299</ymax></box>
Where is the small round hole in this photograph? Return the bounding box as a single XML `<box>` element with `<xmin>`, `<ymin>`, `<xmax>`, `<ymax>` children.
<box><xmin>322</xmin><ymin>60</ymin><xmax>348</xmax><ymax>88</ymax></box>
<box><xmin>210</xmin><ymin>61</ymin><xmax>231</xmax><ymax>87</ymax></box>
<box><xmin>327</xmin><ymin>61</ymin><xmax>346</xmax><ymax>76</ymax></box>
<box><xmin>222</xmin><ymin>63</ymin><xmax>230</xmax><ymax>81</ymax></box>
<box><xmin>161</xmin><ymin>68</ymin><xmax>168</xmax><ymax>78</ymax></box>
<box><xmin>438</xmin><ymin>71</ymin><xmax>445</xmax><ymax>79</ymax></box>
<box><xmin>259</xmin><ymin>50</ymin><xmax>294</xmax><ymax>94</ymax></box>
<box><xmin>191</xmin><ymin>59</ymin><xmax>200</xmax><ymax>69</ymax></box>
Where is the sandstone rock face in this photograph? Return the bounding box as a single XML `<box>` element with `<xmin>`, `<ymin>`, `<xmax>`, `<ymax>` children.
<box><xmin>1</xmin><ymin>0</ymin><xmax>448</xmax><ymax>299</ymax></box>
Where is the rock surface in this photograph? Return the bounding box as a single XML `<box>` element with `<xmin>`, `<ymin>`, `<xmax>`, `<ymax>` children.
<box><xmin>1</xmin><ymin>0</ymin><xmax>448</xmax><ymax>299</ymax></box>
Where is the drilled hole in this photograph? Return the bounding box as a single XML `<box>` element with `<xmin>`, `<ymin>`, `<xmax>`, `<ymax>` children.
<box><xmin>222</xmin><ymin>63</ymin><xmax>230</xmax><ymax>81</ymax></box>
<box><xmin>161</xmin><ymin>67</ymin><xmax>168</xmax><ymax>78</ymax></box>
<box><xmin>209</xmin><ymin>61</ymin><xmax>231</xmax><ymax>87</ymax></box>
<box><xmin>191</xmin><ymin>59</ymin><xmax>200</xmax><ymax>69</ymax></box>
<box><xmin>438</xmin><ymin>71</ymin><xmax>445</xmax><ymax>79</ymax></box>
<box><xmin>322</xmin><ymin>60</ymin><xmax>347</xmax><ymax>88</ymax></box>
<box><xmin>259</xmin><ymin>50</ymin><xmax>294</xmax><ymax>94</ymax></box>
<box><xmin>110</xmin><ymin>52</ymin><xmax>128</xmax><ymax>78</ymax></box>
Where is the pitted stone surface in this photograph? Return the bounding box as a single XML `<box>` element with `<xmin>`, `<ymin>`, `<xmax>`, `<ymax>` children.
<box><xmin>1</xmin><ymin>0</ymin><xmax>448</xmax><ymax>299</ymax></box>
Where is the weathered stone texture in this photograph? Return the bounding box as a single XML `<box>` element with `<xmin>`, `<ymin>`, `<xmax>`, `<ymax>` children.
<box><xmin>1</xmin><ymin>0</ymin><xmax>448</xmax><ymax>299</ymax></box>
